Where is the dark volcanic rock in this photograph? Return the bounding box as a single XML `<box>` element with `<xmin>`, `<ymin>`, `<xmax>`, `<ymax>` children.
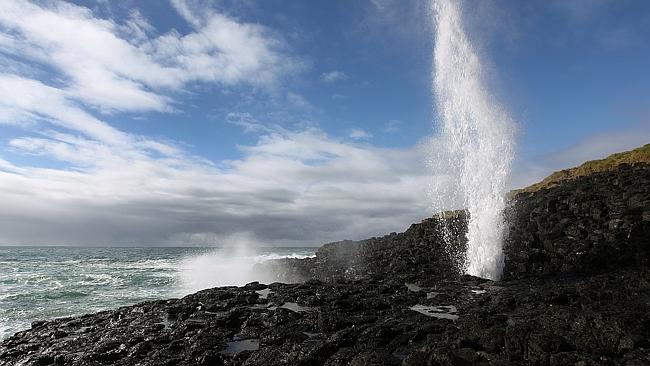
<box><xmin>1</xmin><ymin>159</ymin><xmax>649</xmax><ymax>365</ymax></box>
<box><xmin>504</xmin><ymin>163</ymin><xmax>650</xmax><ymax>279</ymax></box>
<box><xmin>260</xmin><ymin>211</ymin><xmax>468</xmax><ymax>283</ymax></box>
<box><xmin>1</xmin><ymin>272</ymin><xmax>648</xmax><ymax>365</ymax></box>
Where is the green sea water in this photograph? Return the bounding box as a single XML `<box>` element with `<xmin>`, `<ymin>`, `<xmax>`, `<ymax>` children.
<box><xmin>0</xmin><ymin>246</ymin><xmax>315</xmax><ymax>339</ymax></box>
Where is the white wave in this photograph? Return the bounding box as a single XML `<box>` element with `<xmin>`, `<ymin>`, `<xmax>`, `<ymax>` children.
<box><xmin>78</xmin><ymin>273</ymin><xmax>122</xmax><ymax>286</ymax></box>
<box><xmin>253</xmin><ymin>253</ymin><xmax>315</xmax><ymax>262</ymax></box>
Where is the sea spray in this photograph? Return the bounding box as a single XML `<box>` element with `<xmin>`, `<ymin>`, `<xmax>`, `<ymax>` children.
<box><xmin>178</xmin><ymin>246</ymin><xmax>314</xmax><ymax>294</ymax></box>
<box><xmin>177</xmin><ymin>231</ymin><xmax>314</xmax><ymax>293</ymax></box>
<box><xmin>431</xmin><ymin>0</ymin><xmax>515</xmax><ymax>280</ymax></box>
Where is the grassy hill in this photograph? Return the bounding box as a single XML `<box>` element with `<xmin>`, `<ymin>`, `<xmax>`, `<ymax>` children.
<box><xmin>517</xmin><ymin>143</ymin><xmax>650</xmax><ymax>193</ymax></box>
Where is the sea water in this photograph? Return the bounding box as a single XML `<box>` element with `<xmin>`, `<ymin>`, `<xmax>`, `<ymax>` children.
<box><xmin>0</xmin><ymin>246</ymin><xmax>314</xmax><ymax>339</ymax></box>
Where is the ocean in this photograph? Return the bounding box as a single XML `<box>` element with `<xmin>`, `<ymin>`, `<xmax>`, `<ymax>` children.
<box><xmin>0</xmin><ymin>246</ymin><xmax>315</xmax><ymax>339</ymax></box>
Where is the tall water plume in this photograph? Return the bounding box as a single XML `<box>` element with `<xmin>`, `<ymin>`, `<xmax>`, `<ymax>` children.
<box><xmin>431</xmin><ymin>0</ymin><xmax>515</xmax><ymax>280</ymax></box>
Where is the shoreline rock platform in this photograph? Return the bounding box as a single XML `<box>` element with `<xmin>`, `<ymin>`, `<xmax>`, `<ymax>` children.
<box><xmin>1</xmin><ymin>146</ymin><xmax>648</xmax><ymax>365</ymax></box>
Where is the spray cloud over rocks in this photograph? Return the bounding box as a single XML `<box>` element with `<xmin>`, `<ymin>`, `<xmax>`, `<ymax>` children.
<box><xmin>178</xmin><ymin>232</ymin><xmax>314</xmax><ymax>294</ymax></box>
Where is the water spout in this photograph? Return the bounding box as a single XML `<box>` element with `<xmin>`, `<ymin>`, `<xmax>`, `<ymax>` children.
<box><xmin>431</xmin><ymin>0</ymin><xmax>515</xmax><ymax>280</ymax></box>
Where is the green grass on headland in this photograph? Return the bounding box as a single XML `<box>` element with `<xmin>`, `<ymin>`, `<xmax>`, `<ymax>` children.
<box><xmin>516</xmin><ymin>143</ymin><xmax>650</xmax><ymax>194</ymax></box>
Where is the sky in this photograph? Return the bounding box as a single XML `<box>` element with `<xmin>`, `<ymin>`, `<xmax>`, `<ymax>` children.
<box><xmin>0</xmin><ymin>0</ymin><xmax>649</xmax><ymax>246</ymax></box>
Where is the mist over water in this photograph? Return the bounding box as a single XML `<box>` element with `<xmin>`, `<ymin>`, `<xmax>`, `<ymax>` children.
<box><xmin>431</xmin><ymin>0</ymin><xmax>515</xmax><ymax>280</ymax></box>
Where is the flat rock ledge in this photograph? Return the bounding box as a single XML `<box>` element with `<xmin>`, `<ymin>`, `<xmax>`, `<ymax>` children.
<box><xmin>1</xmin><ymin>269</ymin><xmax>648</xmax><ymax>366</ymax></box>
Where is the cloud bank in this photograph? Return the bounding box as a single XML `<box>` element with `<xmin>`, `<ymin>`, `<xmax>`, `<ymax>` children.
<box><xmin>0</xmin><ymin>125</ymin><xmax>434</xmax><ymax>245</ymax></box>
<box><xmin>0</xmin><ymin>0</ymin><xmax>439</xmax><ymax>246</ymax></box>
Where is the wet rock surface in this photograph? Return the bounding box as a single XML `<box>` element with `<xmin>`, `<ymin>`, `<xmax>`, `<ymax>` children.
<box><xmin>1</xmin><ymin>271</ymin><xmax>648</xmax><ymax>365</ymax></box>
<box><xmin>1</xmin><ymin>164</ymin><xmax>649</xmax><ymax>365</ymax></box>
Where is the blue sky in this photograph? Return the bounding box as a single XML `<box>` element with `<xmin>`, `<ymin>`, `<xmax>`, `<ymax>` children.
<box><xmin>0</xmin><ymin>0</ymin><xmax>648</xmax><ymax>245</ymax></box>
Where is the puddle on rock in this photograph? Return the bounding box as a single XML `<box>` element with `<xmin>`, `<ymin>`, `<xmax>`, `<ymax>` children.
<box><xmin>185</xmin><ymin>318</ymin><xmax>208</xmax><ymax>325</ymax></box>
<box><xmin>410</xmin><ymin>304</ymin><xmax>458</xmax><ymax>321</ymax></box>
<box><xmin>405</xmin><ymin>283</ymin><xmax>422</xmax><ymax>292</ymax></box>
<box><xmin>220</xmin><ymin>338</ymin><xmax>260</xmax><ymax>355</ymax></box>
<box><xmin>155</xmin><ymin>317</ymin><xmax>176</xmax><ymax>329</ymax></box>
<box><xmin>268</xmin><ymin>302</ymin><xmax>312</xmax><ymax>313</ymax></box>
<box><xmin>256</xmin><ymin>289</ymin><xmax>273</xmax><ymax>299</ymax></box>
<box><xmin>392</xmin><ymin>349</ymin><xmax>410</xmax><ymax>361</ymax></box>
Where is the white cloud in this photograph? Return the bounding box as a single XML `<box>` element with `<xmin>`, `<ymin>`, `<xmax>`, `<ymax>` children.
<box><xmin>169</xmin><ymin>0</ymin><xmax>204</xmax><ymax>28</ymax></box>
<box><xmin>370</xmin><ymin>0</ymin><xmax>388</xmax><ymax>11</ymax></box>
<box><xmin>285</xmin><ymin>92</ymin><xmax>313</xmax><ymax>110</ymax></box>
<box><xmin>348</xmin><ymin>128</ymin><xmax>372</xmax><ymax>140</ymax></box>
<box><xmin>0</xmin><ymin>0</ymin><xmax>301</xmax><ymax>113</ymax></box>
<box><xmin>0</xmin><ymin>0</ymin><xmax>173</xmax><ymax>112</ymax></box>
<box><xmin>121</xmin><ymin>9</ymin><xmax>157</xmax><ymax>44</ymax></box>
<box><xmin>0</xmin><ymin>74</ymin><xmax>128</xmax><ymax>144</ymax></box>
<box><xmin>321</xmin><ymin>70</ymin><xmax>348</xmax><ymax>83</ymax></box>
<box><xmin>383</xmin><ymin>119</ymin><xmax>402</xmax><ymax>133</ymax></box>
<box><xmin>226</xmin><ymin>112</ymin><xmax>276</xmax><ymax>134</ymax></box>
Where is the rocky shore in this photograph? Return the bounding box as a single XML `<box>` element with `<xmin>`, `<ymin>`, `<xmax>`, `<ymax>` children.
<box><xmin>1</xmin><ymin>148</ymin><xmax>648</xmax><ymax>365</ymax></box>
